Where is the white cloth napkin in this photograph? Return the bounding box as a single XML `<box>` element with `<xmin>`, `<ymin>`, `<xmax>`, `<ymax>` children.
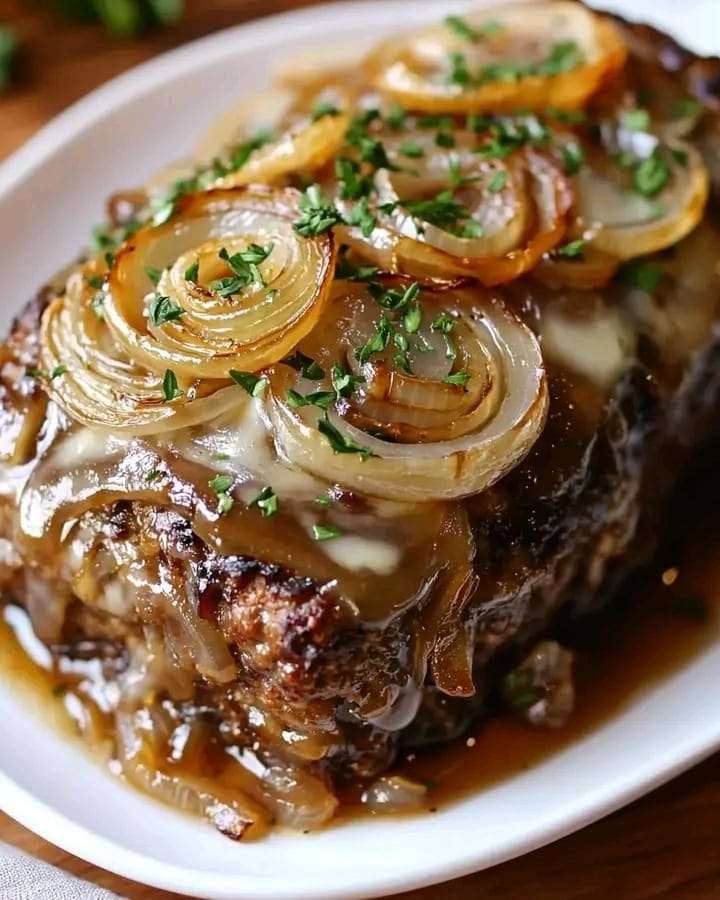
<box><xmin>0</xmin><ymin>842</ymin><xmax>123</xmax><ymax>899</ymax></box>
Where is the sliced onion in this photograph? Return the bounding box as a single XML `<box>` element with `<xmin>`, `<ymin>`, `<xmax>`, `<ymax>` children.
<box><xmin>213</xmin><ymin>112</ymin><xmax>349</xmax><ymax>189</ymax></box>
<box><xmin>576</xmin><ymin>139</ymin><xmax>709</xmax><ymax>259</ymax></box>
<box><xmin>365</xmin><ymin>3</ymin><xmax>626</xmax><ymax>114</ymax></box>
<box><xmin>361</xmin><ymin>775</ymin><xmax>427</xmax><ymax>813</ymax></box>
<box><xmin>265</xmin><ymin>284</ymin><xmax>548</xmax><ymax>502</ymax></box>
<box><xmin>105</xmin><ymin>187</ymin><xmax>336</xmax><ymax>379</ymax></box>
<box><xmin>40</xmin><ymin>270</ymin><xmax>242</xmax><ymax>434</ymax></box>
<box><xmin>195</xmin><ymin>87</ymin><xmax>295</xmax><ymax>166</ymax></box>
<box><xmin>116</xmin><ymin>710</ymin><xmax>269</xmax><ymax>839</ymax></box>
<box><xmin>342</xmin><ymin>148</ymin><xmax>571</xmax><ymax>285</ymax></box>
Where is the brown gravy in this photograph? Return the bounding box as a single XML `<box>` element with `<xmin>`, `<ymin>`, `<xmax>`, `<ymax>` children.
<box><xmin>1</xmin><ymin>519</ymin><xmax>719</xmax><ymax>824</ymax></box>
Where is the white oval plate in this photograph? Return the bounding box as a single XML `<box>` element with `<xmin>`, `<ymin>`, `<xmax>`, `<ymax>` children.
<box><xmin>1</xmin><ymin>2</ymin><xmax>719</xmax><ymax>898</ymax></box>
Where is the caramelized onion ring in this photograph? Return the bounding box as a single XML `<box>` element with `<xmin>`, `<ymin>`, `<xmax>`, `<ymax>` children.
<box><xmin>40</xmin><ymin>271</ymin><xmax>241</xmax><ymax>434</ymax></box>
<box><xmin>365</xmin><ymin>3</ymin><xmax>626</xmax><ymax>114</ymax></box>
<box><xmin>265</xmin><ymin>284</ymin><xmax>548</xmax><ymax>502</ymax></box>
<box><xmin>105</xmin><ymin>187</ymin><xmax>336</xmax><ymax>379</ymax></box>
<box><xmin>214</xmin><ymin>112</ymin><xmax>349</xmax><ymax>189</ymax></box>
<box><xmin>341</xmin><ymin>148</ymin><xmax>571</xmax><ymax>285</ymax></box>
<box><xmin>577</xmin><ymin>140</ymin><xmax>709</xmax><ymax>260</ymax></box>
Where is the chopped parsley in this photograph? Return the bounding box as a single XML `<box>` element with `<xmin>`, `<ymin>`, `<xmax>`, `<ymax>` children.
<box><xmin>487</xmin><ymin>169</ymin><xmax>508</xmax><ymax>192</ymax></box>
<box><xmin>404</xmin><ymin>302</ymin><xmax>422</xmax><ymax>334</ymax></box>
<box><xmin>336</xmin><ymin>251</ymin><xmax>379</xmax><ymax>282</ymax></box>
<box><xmin>86</xmin><ymin>274</ymin><xmax>104</xmax><ymax>290</ymax></box>
<box><xmin>444</xmin><ymin>15</ymin><xmax>479</xmax><ymax>42</ymax></box>
<box><xmin>293</xmin><ymin>184</ymin><xmax>343</xmax><ymax>237</ymax></box>
<box><xmin>670</xmin><ymin>97</ymin><xmax>701</xmax><ymax>120</ymax></box>
<box><xmin>431</xmin><ymin>313</ymin><xmax>455</xmax><ymax>334</ymax></box>
<box><xmin>148</xmin><ymin>293</ymin><xmax>183</xmax><ymax>326</ymax></box>
<box><xmin>444</xmin><ymin>370</ymin><xmax>470</xmax><ymax>386</ymax></box>
<box><xmin>335</xmin><ymin>156</ymin><xmax>372</xmax><ymax>201</ymax></box>
<box><xmin>311</xmin><ymin>99</ymin><xmax>341</xmax><ymax>121</ymax></box>
<box><xmin>228</xmin><ymin>128</ymin><xmax>274</xmax><ymax>171</ymax></box>
<box><xmin>560</xmin><ymin>141</ymin><xmax>585</xmax><ymax>175</ymax></box>
<box><xmin>286</xmin><ymin>388</ymin><xmax>335</xmax><ymax>410</ymax></box>
<box><xmin>209</xmin><ymin>473</ymin><xmax>234</xmax><ymax>514</ymax></box>
<box><xmin>355</xmin><ymin>314</ymin><xmax>393</xmax><ymax>364</ymax></box>
<box><xmin>634</xmin><ymin>152</ymin><xmax>669</xmax><ymax>197</ymax></box>
<box><xmin>344</xmin><ymin>196</ymin><xmax>377</xmax><ymax>238</ymax></box>
<box><xmin>27</xmin><ymin>364</ymin><xmax>67</xmax><ymax>381</ymax></box>
<box><xmin>385</xmin><ymin>103</ymin><xmax>407</xmax><ymax>130</ymax></box>
<box><xmin>398</xmin><ymin>140</ymin><xmax>425</xmax><ymax>159</ymax></box>
<box><xmin>318</xmin><ymin>415</ymin><xmax>373</xmax><ymax>458</ymax></box>
<box><xmin>152</xmin><ymin>201</ymin><xmax>175</xmax><ymax>227</ymax></box>
<box><xmin>282</xmin><ymin>351</ymin><xmax>325</xmax><ymax>380</ymax></box>
<box><xmin>209</xmin><ymin>243</ymin><xmax>273</xmax><ymax>296</ymax></box>
<box><xmin>314</xmin><ymin>492</ymin><xmax>333</xmax><ymax>507</ymax></box>
<box><xmin>184</xmin><ymin>260</ymin><xmax>199</xmax><ymax>283</ymax></box>
<box><xmin>248</xmin><ymin>485</ymin><xmax>278</xmax><ymax>517</ymax></box>
<box><xmin>162</xmin><ymin>369</ymin><xmax>183</xmax><ymax>402</ymax></box>
<box><xmin>400</xmin><ymin>190</ymin><xmax>468</xmax><ymax>232</ymax></box>
<box><xmin>620</xmin><ymin>108</ymin><xmax>650</xmax><ymax>132</ymax></box>
<box><xmin>448</xmin><ymin>51</ymin><xmax>472</xmax><ymax>88</ymax></box>
<box><xmin>229</xmin><ymin>370</ymin><xmax>268</xmax><ymax>397</ymax></box>
<box><xmin>554</xmin><ymin>238</ymin><xmax>586</xmax><ymax>259</ymax></box>
<box><xmin>331</xmin><ymin>363</ymin><xmax>365</xmax><ymax>399</ymax></box>
<box><xmin>619</xmin><ymin>259</ymin><xmax>663</xmax><ymax>294</ymax></box>
<box><xmin>312</xmin><ymin>523</ymin><xmax>342</xmax><ymax>541</ymax></box>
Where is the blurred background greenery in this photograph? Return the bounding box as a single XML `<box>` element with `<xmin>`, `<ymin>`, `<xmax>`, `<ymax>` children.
<box><xmin>0</xmin><ymin>0</ymin><xmax>187</xmax><ymax>90</ymax></box>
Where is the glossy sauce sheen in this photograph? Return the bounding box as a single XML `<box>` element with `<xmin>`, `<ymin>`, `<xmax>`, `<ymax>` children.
<box><xmin>2</xmin><ymin>516</ymin><xmax>718</xmax><ymax>820</ymax></box>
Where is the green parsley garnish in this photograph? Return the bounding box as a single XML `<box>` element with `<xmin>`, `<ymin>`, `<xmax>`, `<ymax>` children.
<box><xmin>248</xmin><ymin>486</ymin><xmax>278</xmax><ymax>517</ymax></box>
<box><xmin>444</xmin><ymin>15</ymin><xmax>479</xmax><ymax>42</ymax></box>
<box><xmin>152</xmin><ymin>201</ymin><xmax>175</xmax><ymax>227</ymax></box>
<box><xmin>335</xmin><ymin>156</ymin><xmax>372</xmax><ymax>201</ymax></box>
<box><xmin>282</xmin><ymin>351</ymin><xmax>325</xmax><ymax>380</ymax></box>
<box><xmin>444</xmin><ymin>370</ymin><xmax>470</xmax><ymax>386</ymax></box>
<box><xmin>311</xmin><ymin>100</ymin><xmax>341</xmax><ymax>121</ymax></box>
<box><xmin>431</xmin><ymin>313</ymin><xmax>455</xmax><ymax>334</ymax></box>
<box><xmin>344</xmin><ymin>196</ymin><xmax>377</xmax><ymax>238</ymax></box>
<box><xmin>401</xmin><ymin>190</ymin><xmax>468</xmax><ymax>232</ymax></box>
<box><xmin>619</xmin><ymin>259</ymin><xmax>663</xmax><ymax>294</ymax></box>
<box><xmin>398</xmin><ymin>140</ymin><xmax>425</xmax><ymax>159</ymax></box>
<box><xmin>560</xmin><ymin>141</ymin><xmax>585</xmax><ymax>175</ymax></box>
<box><xmin>634</xmin><ymin>152</ymin><xmax>669</xmax><ymax>197</ymax></box>
<box><xmin>86</xmin><ymin>275</ymin><xmax>104</xmax><ymax>290</ymax></box>
<box><xmin>146</xmin><ymin>469</ymin><xmax>161</xmax><ymax>483</ymax></box>
<box><xmin>229</xmin><ymin>370</ymin><xmax>268</xmax><ymax>397</ymax></box>
<box><xmin>209</xmin><ymin>243</ymin><xmax>272</xmax><ymax>297</ymax></box>
<box><xmin>209</xmin><ymin>473</ymin><xmax>234</xmax><ymax>514</ymax></box>
<box><xmin>293</xmin><ymin>184</ymin><xmax>343</xmax><ymax>237</ymax></box>
<box><xmin>487</xmin><ymin>169</ymin><xmax>508</xmax><ymax>193</ymax></box>
<box><xmin>148</xmin><ymin>294</ymin><xmax>183</xmax><ymax>326</ymax></box>
<box><xmin>184</xmin><ymin>260</ymin><xmax>199</xmax><ymax>283</ymax></box>
<box><xmin>555</xmin><ymin>238</ymin><xmax>586</xmax><ymax>259</ymax></box>
<box><xmin>435</xmin><ymin>130</ymin><xmax>456</xmax><ymax>148</ymax></box>
<box><xmin>404</xmin><ymin>303</ymin><xmax>422</xmax><ymax>334</ymax></box>
<box><xmin>27</xmin><ymin>364</ymin><xmax>68</xmax><ymax>381</ymax></box>
<box><xmin>228</xmin><ymin>128</ymin><xmax>274</xmax><ymax>171</ymax></box>
<box><xmin>355</xmin><ymin>314</ymin><xmax>393</xmax><ymax>364</ymax></box>
<box><xmin>385</xmin><ymin>103</ymin><xmax>407</xmax><ymax>130</ymax></box>
<box><xmin>286</xmin><ymin>388</ymin><xmax>335</xmax><ymax>410</ymax></box>
<box><xmin>314</xmin><ymin>493</ymin><xmax>333</xmax><ymax>507</ymax></box>
<box><xmin>318</xmin><ymin>415</ymin><xmax>373</xmax><ymax>458</ymax></box>
<box><xmin>620</xmin><ymin>108</ymin><xmax>651</xmax><ymax>132</ymax></box>
<box><xmin>448</xmin><ymin>51</ymin><xmax>472</xmax><ymax>87</ymax></box>
<box><xmin>331</xmin><ymin>363</ymin><xmax>365</xmax><ymax>399</ymax></box>
<box><xmin>162</xmin><ymin>369</ymin><xmax>183</xmax><ymax>402</ymax></box>
<box><xmin>670</xmin><ymin>97</ymin><xmax>701</xmax><ymax>120</ymax></box>
<box><xmin>336</xmin><ymin>252</ymin><xmax>379</xmax><ymax>283</ymax></box>
<box><xmin>312</xmin><ymin>523</ymin><xmax>342</xmax><ymax>541</ymax></box>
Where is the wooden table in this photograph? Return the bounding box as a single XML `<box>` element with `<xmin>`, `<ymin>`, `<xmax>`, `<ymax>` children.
<box><xmin>1</xmin><ymin>2</ymin><xmax>720</xmax><ymax>897</ymax></box>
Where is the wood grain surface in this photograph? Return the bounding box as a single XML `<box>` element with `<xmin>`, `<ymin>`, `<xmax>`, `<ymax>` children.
<box><xmin>1</xmin><ymin>2</ymin><xmax>719</xmax><ymax>898</ymax></box>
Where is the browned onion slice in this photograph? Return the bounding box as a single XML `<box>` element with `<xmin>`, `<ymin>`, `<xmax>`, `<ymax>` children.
<box><xmin>339</xmin><ymin>147</ymin><xmax>571</xmax><ymax>286</ymax></box>
<box><xmin>575</xmin><ymin>138</ymin><xmax>709</xmax><ymax>260</ymax></box>
<box><xmin>105</xmin><ymin>187</ymin><xmax>336</xmax><ymax>380</ymax></box>
<box><xmin>264</xmin><ymin>283</ymin><xmax>548</xmax><ymax>502</ymax></box>
<box><xmin>40</xmin><ymin>270</ymin><xmax>240</xmax><ymax>434</ymax></box>
<box><xmin>365</xmin><ymin>3</ymin><xmax>626</xmax><ymax>114</ymax></box>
